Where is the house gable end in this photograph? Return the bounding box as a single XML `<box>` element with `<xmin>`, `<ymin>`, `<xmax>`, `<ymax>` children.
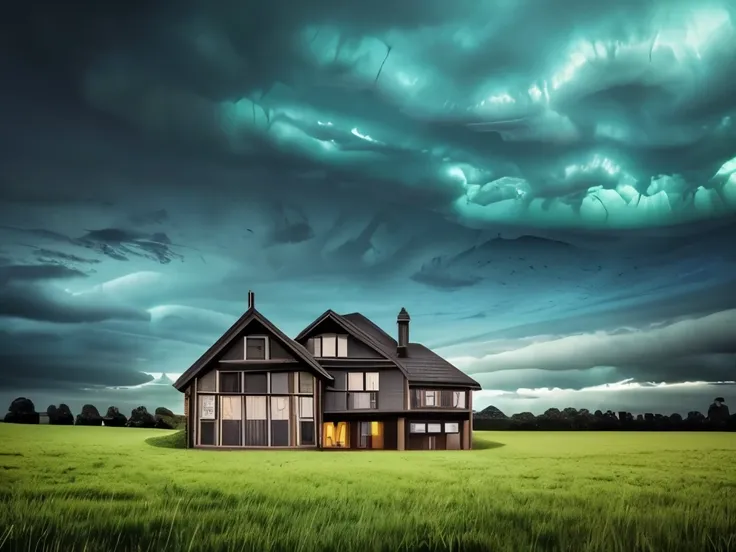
<box><xmin>173</xmin><ymin>309</ymin><xmax>332</xmax><ymax>391</ymax></box>
<box><xmin>295</xmin><ymin>310</ymin><xmax>410</xmax><ymax>377</ymax></box>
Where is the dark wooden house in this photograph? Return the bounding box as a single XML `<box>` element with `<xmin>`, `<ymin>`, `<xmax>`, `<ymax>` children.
<box><xmin>173</xmin><ymin>292</ymin><xmax>481</xmax><ymax>450</ymax></box>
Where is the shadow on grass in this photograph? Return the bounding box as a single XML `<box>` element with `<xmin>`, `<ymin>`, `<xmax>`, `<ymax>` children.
<box><xmin>145</xmin><ymin>430</ymin><xmax>186</xmax><ymax>449</ymax></box>
<box><xmin>472</xmin><ymin>438</ymin><xmax>506</xmax><ymax>450</ymax></box>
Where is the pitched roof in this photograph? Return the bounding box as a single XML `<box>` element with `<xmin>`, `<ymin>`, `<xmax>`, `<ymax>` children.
<box><xmin>173</xmin><ymin>308</ymin><xmax>333</xmax><ymax>391</ymax></box>
<box><xmin>341</xmin><ymin>313</ymin><xmax>481</xmax><ymax>389</ymax></box>
<box><xmin>294</xmin><ymin>310</ymin><xmax>411</xmax><ymax>378</ymax></box>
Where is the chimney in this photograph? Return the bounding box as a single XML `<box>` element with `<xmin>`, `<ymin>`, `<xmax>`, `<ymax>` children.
<box><xmin>247</xmin><ymin>290</ymin><xmax>255</xmax><ymax>309</ymax></box>
<box><xmin>396</xmin><ymin>307</ymin><xmax>410</xmax><ymax>358</ymax></box>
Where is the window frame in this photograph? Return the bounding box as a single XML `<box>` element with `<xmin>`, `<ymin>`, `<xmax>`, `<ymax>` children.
<box><xmin>244</xmin><ymin>335</ymin><xmax>270</xmax><ymax>360</ymax></box>
<box><xmin>218</xmin><ymin>371</ymin><xmax>242</xmax><ymax>393</ymax></box>
<box><xmin>308</xmin><ymin>334</ymin><xmax>349</xmax><ymax>358</ymax></box>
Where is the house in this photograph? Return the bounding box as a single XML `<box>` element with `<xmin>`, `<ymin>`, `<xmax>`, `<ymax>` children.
<box><xmin>172</xmin><ymin>291</ymin><xmax>481</xmax><ymax>450</ymax></box>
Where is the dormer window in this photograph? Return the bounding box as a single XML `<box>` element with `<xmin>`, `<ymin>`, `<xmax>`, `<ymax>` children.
<box><xmin>308</xmin><ymin>334</ymin><xmax>348</xmax><ymax>357</ymax></box>
<box><xmin>244</xmin><ymin>336</ymin><xmax>269</xmax><ymax>360</ymax></box>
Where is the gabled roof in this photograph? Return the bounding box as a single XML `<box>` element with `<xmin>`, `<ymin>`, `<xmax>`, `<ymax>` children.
<box><xmin>322</xmin><ymin>311</ymin><xmax>481</xmax><ymax>390</ymax></box>
<box><xmin>294</xmin><ymin>310</ymin><xmax>411</xmax><ymax>379</ymax></box>
<box><xmin>173</xmin><ymin>308</ymin><xmax>333</xmax><ymax>391</ymax></box>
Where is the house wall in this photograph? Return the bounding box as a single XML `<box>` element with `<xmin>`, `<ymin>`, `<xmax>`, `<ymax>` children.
<box><xmin>323</xmin><ymin>368</ymin><xmax>405</xmax><ymax>413</ymax></box>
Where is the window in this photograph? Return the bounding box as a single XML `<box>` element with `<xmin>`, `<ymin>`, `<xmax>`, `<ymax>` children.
<box><xmin>427</xmin><ymin>423</ymin><xmax>442</xmax><ymax>433</ymax></box>
<box><xmin>300</xmin><ymin>421</ymin><xmax>315</xmax><ymax>445</ymax></box>
<box><xmin>445</xmin><ymin>422</ymin><xmax>459</xmax><ymax>433</ymax></box>
<box><xmin>198</xmin><ymin>371</ymin><xmax>216</xmax><ymax>392</ymax></box>
<box><xmin>270</xmin><ymin>372</ymin><xmax>290</xmax><ymax>394</ymax></box>
<box><xmin>221</xmin><ymin>396</ymin><xmax>242</xmax><ymax>446</ymax></box>
<box><xmin>410</xmin><ymin>423</ymin><xmax>426</xmax><ymax>433</ymax></box>
<box><xmin>298</xmin><ymin>372</ymin><xmax>313</xmax><ymax>394</ymax></box>
<box><xmin>199</xmin><ymin>395</ymin><xmax>216</xmax><ymax>420</ymax></box>
<box><xmin>308</xmin><ymin>334</ymin><xmax>349</xmax><ymax>357</ymax></box>
<box><xmin>321</xmin><ymin>335</ymin><xmax>336</xmax><ymax>357</ymax></box>
<box><xmin>245</xmin><ymin>337</ymin><xmax>267</xmax><ymax>360</ymax></box>
<box><xmin>245</xmin><ymin>396</ymin><xmax>267</xmax><ymax>419</ymax></box>
<box><xmin>200</xmin><ymin>421</ymin><xmax>216</xmax><ymax>445</ymax></box>
<box><xmin>245</xmin><ymin>396</ymin><xmax>267</xmax><ymax>446</ymax></box>
<box><xmin>299</xmin><ymin>397</ymin><xmax>314</xmax><ymax>418</ymax></box>
<box><xmin>348</xmin><ymin>372</ymin><xmax>379</xmax><ymax>391</ymax></box>
<box><xmin>411</xmin><ymin>389</ymin><xmax>468</xmax><ymax>409</ymax></box>
<box><xmin>244</xmin><ymin>373</ymin><xmax>267</xmax><ymax>394</ymax></box>
<box><xmin>270</xmin><ymin>397</ymin><xmax>290</xmax><ymax>446</ymax></box>
<box><xmin>365</xmin><ymin>372</ymin><xmax>379</xmax><ymax>391</ymax></box>
<box><xmin>219</xmin><ymin>372</ymin><xmax>241</xmax><ymax>393</ymax></box>
<box><xmin>337</xmin><ymin>335</ymin><xmax>348</xmax><ymax>357</ymax></box>
<box><xmin>350</xmin><ymin>392</ymin><xmax>375</xmax><ymax>409</ymax></box>
<box><xmin>348</xmin><ymin>372</ymin><xmax>364</xmax><ymax>391</ymax></box>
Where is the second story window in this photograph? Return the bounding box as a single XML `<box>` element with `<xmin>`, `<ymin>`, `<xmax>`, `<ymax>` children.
<box><xmin>308</xmin><ymin>334</ymin><xmax>348</xmax><ymax>357</ymax></box>
<box><xmin>347</xmin><ymin>372</ymin><xmax>379</xmax><ymax>409</ymax></box>
<box><xmin>411</xmin><ymin>389</ymin><xmax>467</xmax><ymax>409</ymax></box>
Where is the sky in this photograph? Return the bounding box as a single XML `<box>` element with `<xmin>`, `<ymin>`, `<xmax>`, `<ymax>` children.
<box><xmin>0</xmin><ymin>0</ymin><xmax>734</xmax><ymax>418</ymax></box>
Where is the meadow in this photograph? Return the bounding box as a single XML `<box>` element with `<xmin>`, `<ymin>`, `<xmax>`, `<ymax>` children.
<box><xmin>0</xmin><ymin>425</ymin><xmax>734</xmax><ymax>552</ymax></box>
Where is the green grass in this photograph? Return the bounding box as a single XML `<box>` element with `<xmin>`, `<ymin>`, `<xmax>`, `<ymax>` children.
<box><xmin>0</xmin><ymin>425</ymin><xmax>735</xmax><ymax>552</ymax></box>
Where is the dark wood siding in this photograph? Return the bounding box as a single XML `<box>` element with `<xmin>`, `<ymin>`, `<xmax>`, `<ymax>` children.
<box><xmin>328</xmin><ymin>371</ymin><xmax>346</xmax><ymax>389</ymax></box>
<box><xmin>324</xmin><ymin>391</ymin><xmax>347</xmax><ymax>411</ymax></box>
<box><xmin>221</xmin><ymin>339</ymin><xmax>244</xmax><ymax>360</ymax></box>
<box><xmin>347</xmin><ymin>336</ymin><xmax>382</xmax><ymax>358</ymax></box>
<box><xmin>270</xmin><ymin>339</ymin><xmax>295</xmax><ymax>360</ymax></box>
<box><xmin>378</xmin><ymin>370</ymin><xmax>405</xmax><ymax>410</ymax></box>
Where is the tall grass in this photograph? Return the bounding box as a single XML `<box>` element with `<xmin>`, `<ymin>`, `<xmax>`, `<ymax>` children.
<box><xmin>0</xmin><ymin>425</ymin><xmax>734</xmax><ymax>551</ymax></box>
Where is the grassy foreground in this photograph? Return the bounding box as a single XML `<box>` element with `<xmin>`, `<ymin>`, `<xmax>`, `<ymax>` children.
<box><xmin>0</xmin><ymin>425</ymin><xmax>734</xmax><ymax>552</ymax></box>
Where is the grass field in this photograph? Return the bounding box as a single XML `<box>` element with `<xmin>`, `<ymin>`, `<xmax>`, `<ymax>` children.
<box><xmin>0</xmin><ymin>425</ymin><xmax>734</xmax><ymax>552</ymax></box>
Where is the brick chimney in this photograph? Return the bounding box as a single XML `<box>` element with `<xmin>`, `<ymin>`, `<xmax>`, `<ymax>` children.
<box><xmin>247</xmin><ymin>290</ymin><xmax>255</xmax><ymax>309</ymax></box>
<box><xmin>397</xmin><ymin>307</ymin><xmax>410</xmax><ymax>358</ymax></box>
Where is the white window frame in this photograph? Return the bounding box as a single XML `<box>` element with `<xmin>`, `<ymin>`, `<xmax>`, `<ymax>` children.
<box><xmin>337</xmin><ymin>335</ymin><xmax>348</xmax><ymax>357</ymax></box>
<box><xmin>453</xmin><ymin>391</ymin><xmax>466</xmax><ymax>409</ymax></box>
<box><xmin>310</xmin><ymin>334</ymin><xmax>349</xmax><ymax>358</ymax></box>
<box><xmin>365</xmin><ymin>372</ymin><xmax>380</xmax><ymax>391</ymax></box>
<box><xmin>445</xmin><ymin>422</ymin><xmax>459</xmax><ymax>433</ymax></box>
<box><xmin>410</xmin><ymin>423</ymin><xmax>426</xmax><ymax>433</ymax></box>
<box><xmin>321</xmin><ymin>335</ymin><xmax>337</xmax><ymax>357</ymax></box>
<box><xmin>424</xmin><ymin>390</ymin><xmax>436</xmax><ymax>407</ymax></box>
<box><xmin>244</xmin><ymin>335</ymin><xmax>270</xmax><ymax>360</ymax></box>
<box><xmin>427</xmin><ymin>423</ymin><xmax>442</xmax><ymax>433</ymax></box>
<box><xmin>348</xmin><ymin>372</ymin><xmax>364</xmax><ymax>391</ymax></box>
<box><xmin>299</xmin><ymin>396</ymin><xmax>314</xmax><ymax>419</ymax></box>
<box><xmin>199</xmin><ymin>395</ymin><xmax>216</xmax><ymax>420</ymax></box>
<box><xmin>218</xmin><ymin>371</ymin><xmax>242</xmax><ymax>393</ymax></box>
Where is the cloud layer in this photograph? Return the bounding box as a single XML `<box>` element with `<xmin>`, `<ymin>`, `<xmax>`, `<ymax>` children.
<box><xmin>0</xmin><ymin>0</ymin><xmax>734</xmax><ymax>415</ymax></box>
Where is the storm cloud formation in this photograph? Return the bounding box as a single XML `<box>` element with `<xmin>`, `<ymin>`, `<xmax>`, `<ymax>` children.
<box><xmin>0</xmin><ymin>0</ymin><xmax>734</xmax><ymax>415</ymax></box>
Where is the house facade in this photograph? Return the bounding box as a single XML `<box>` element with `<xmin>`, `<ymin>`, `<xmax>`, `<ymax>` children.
<box><xmin>173</xmin><ymin>291</ymin><xmax>481</xmax><ymax>450</ymax></box>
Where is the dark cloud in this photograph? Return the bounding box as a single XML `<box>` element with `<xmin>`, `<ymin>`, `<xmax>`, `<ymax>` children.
<box><xmin>0</xmin><ymin>0</ymin><xmax>735</xmax><ymax>415</ymax></box>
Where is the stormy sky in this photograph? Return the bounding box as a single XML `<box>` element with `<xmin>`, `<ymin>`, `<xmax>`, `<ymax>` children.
<box><xmin>1</xmin><ymin>0</ymin><xmax>734</xmax><ymax>417</ymax></box>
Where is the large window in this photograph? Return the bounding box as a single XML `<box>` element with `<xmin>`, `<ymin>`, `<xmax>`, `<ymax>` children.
<box><xmin>308</xmin><ymin>334</ymin><xmax>348</xmax><ymax>357</ymax></box>
<box><xmin>245</xmin><ymin>337</ymin><xmax>268</xmax><ymax>360</ymax></box>
<box><xmin>411</xmin><ymin>389</ymin><xmax>467</xmax><ymax>409</ymax></box>
<box><xmin>199</xmin><ymin>394</ymin><xmax>217</xmax><ymax>445</ymax></box>
<box><xmin>270</xmin><ymin>397</ymin><xmax>290</xmax><ymax>446</ymax></box>
<box><xmin>348</xmin><ymin>372</ymin><xmax>379</xmax><ymax>391</ymax></box>
<box><xmin>298</xmin><ymin>372</ymin><xmax>313</xmax><ymax>394</ymax></box>
<box><xmin>219</xmin><ymin>372</ymin><xmax>241</xmax><ymax>393</ymax></box>
<box><xmin>350</xmin><ymin>392</ymin><xmax>377</xmax><ymax>410</ymax></box>
<box><xmin>270</xmin><ymin>372</ymin><xmax>290</xmax><ymax>394</ymax></box>
<box><xmin>244</xmin><ymin>373</ymin><xmax>268</xmax><ymax>394</ymax></box>
<box><xmin>245</xmin><ymin>396</ymin><xmax>267</xmax><ymax>446</ymax></box>
<box><xmin>221</xmin><ymin>396</ymin><xmax>242</xmax><ymax>446</ymax></box>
